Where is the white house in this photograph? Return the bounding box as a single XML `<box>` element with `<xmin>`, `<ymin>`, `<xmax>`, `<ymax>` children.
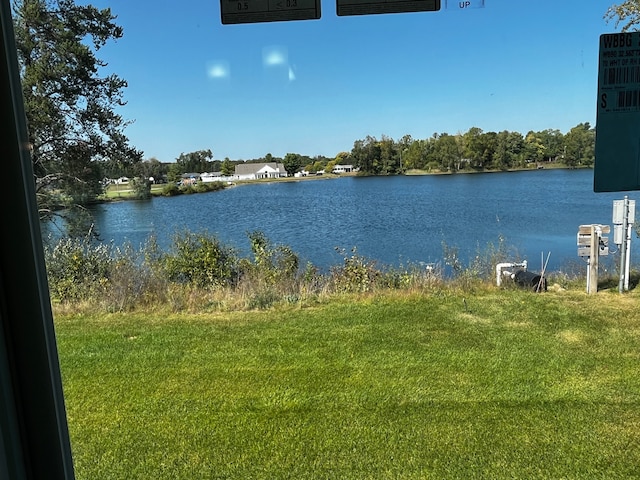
<box><xmin>234</xmin><ymin>162</ymin><xmax>288</xmax><ymax>181</ymax></box>
<box><xmin>332</xmin><ymin>165</ymin><xmax>354</xmax><ymax>174</ymax></box>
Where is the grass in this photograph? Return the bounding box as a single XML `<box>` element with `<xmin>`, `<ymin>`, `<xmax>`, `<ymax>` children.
<box><xmin>103</xmin><ymin>183</ymin><xmax>166</xmax><ymax>199</ymax></box>
<box><xmin>55</xmin><ymin>287</ymin><xmax>640</xmax><ymax>479</ymax></box>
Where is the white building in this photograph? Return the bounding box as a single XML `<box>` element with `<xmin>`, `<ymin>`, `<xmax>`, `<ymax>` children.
<box><xmin>234</xmin><ymin>162</ymin><xmax>288</xmax><ymax>181</ymax></box>
<box><xmin>332</xmin><ymin>165</ymin><xmax>354</xmax><ymax>174</ymax></box>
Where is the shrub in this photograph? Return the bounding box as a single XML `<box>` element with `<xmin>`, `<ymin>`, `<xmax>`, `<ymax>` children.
<box><xmin>162</xmin><ymin>231</ymin><xmax>239</xmax><ymax>288</ymax></box>
<box><xmin>44</xmin><ymin>236</ymin><xmax>114</xmax><ymax>302</ymax></box>
<box><xmin>161</xmin><ymin>183</ymin><xmax>181</xmax><ymax>196</ymax></box>
<box><xmin>100</xmin><ymin>240</ymin><xmax>170</xmax><ymax>312</ymax></box>
<box><xmin>242</xmin><ymin>230</ymin><xmax>300</xmax><ymax>286</ymax></box>
<box><xmin>330</xmin><ymin>247</ymin><xmax>380</xmax><ymax>293</ymax></box>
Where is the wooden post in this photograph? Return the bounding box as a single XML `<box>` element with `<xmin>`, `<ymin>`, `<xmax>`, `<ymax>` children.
<box><xmin>588</xmin><ymin>224</ymin><xmax>599</xmax><ymax>294</ymax></box>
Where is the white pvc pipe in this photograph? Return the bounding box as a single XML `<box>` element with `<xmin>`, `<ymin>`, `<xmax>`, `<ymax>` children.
<box><xmin>495</xmin><ymin>260</ymin><xmax>527</xmax><ymax>286</ymax></box>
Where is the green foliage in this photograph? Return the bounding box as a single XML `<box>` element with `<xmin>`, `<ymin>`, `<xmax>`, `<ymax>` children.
<box><xmin>133</xmin><ymin>158</ymin><xmax>167</xmax><ymax>183</ymax></box>
<box><xmin>282</xmin><ymin>152</ymin><xmax>304</xmax><ymax>176</ymax></box>
<box><xmin>42</xmin><ymin>228</ymin><xmax>610</xmax><ymax>313</ymax></box>
<box><xmin>131</xmin><ymin>176</ymin><xmax>151</xmax><ymax>200</ymax></box>
<box><xmin>243</xmin><ymin>230</ymin><xmax>300</xmax><ymax>286</ymax></box>
<box><xmin>43</xmin><ymin>235</ymin><xmax>169</xmax><ymax>310</ymax></box>
<box><xmin>221</xmin><ymin>157</ymin><xmax>234</xmax><ymax>175</ymax></box>
<box><xmin>44</xmin><ymin>235</ymin><xmax>114</xmax><ymax>302</ymax></box>
<box><xmin>100</xmin><ymin>240</ymin><xmax>169</xmax><ymax>312</ymax></box>
<box><xmin>161</xmin><ymin>183</ymin><xmax>180</xmax><ymax>196</ymax></box>
<box><xmin>193</xmin><ymin>181</ymin><xmax>224</xmax><ymax>193</ymax></box>
<box><xmin>246</xmin><ymin>288</ymin><xmax>280</xmax><ymax>310</ymax></box>
<box><xmin>563</xmin><ymin>122</ymin><xmax>595</xmax><ymax>168</ymax></box>
<box><xmin>162</xmin><ymin>231</ymin><xmax>239</xmax><ymax>288</ymax></box>
<box><xmin>159</xmin><ymin>181</ymin><xmax>224</xmax><ymax>197</ymax></box>
<box><xmin>330</xmin><ymin>247</ymin><xmax>381</xmax><ymax>292</ymax></box>
<box><xmin>13</xmin><ymin>0</ymin><xmax>142</xmax><ymax>226</ymax></box>
<box><xmin>350</xmin><ymin>124</ymin><xmax>595</xmax><ymax>175</ymax></box>
<box><xmin>175</xmin><ymin>149</ymin><xmax>214</xmax><ymax>175</ymax></box>
<box><xmin>605</xmin><ymin>1</ymin><xmax>640</xmax><ymax>31</ymax></box>
<box><xmin>443</xmin><ymin>235</ymin><xmax>518</xmax><ymax>288</ymax></box>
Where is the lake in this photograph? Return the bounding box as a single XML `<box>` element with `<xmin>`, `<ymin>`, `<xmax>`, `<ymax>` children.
<box><xmin>90</xmin><ymin>168</ymin><xmax>639</xmax><ymax>274</ymax></box>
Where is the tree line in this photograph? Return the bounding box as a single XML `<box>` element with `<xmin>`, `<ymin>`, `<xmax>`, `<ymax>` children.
<box><xmin>347</xmin><ymin>124</ymin><xmax>595</xmax><ymax>175</ymax></box>
<box><xmin>119</xmin><ymin>122</ymin><xmax>595</xmax><ymax>184</ymax></box>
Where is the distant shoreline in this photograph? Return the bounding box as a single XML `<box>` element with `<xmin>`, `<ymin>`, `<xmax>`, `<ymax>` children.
<box><xmin>102</xmin><ymin>164</ymin><xmax>591</xmax><ymax>201</ymax></box>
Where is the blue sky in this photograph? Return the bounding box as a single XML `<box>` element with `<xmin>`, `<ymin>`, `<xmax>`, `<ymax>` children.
<box><xmin>93</xmin><ymin>0</ymin><xmax>617</xmax><ymax>162</ymax></box>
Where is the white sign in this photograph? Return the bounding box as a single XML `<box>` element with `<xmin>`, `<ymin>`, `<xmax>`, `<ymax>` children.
<box><xmin>221</xmin><ymin>0</ymin><xmax>320</xmax><ymax>24</ymax></box>
<box><xmin>337</xmin><ymin>0</ymin><xmax>439</xmax><ymax>16</ymax></box>
<box><xmin>594</xmin><ymin>32</ymin><xmax>640</xmax><ymax>192</ymax></box>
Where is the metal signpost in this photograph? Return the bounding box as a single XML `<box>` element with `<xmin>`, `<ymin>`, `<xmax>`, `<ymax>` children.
<box><xmin>613</xmin><ymin>197</ymin><xmax>636</xmax><ymax>292</ymax></box>
<box><xmin>577</xmin><ymin>224</ymin><xmax>610</xmax><ymax>294</ymax></box>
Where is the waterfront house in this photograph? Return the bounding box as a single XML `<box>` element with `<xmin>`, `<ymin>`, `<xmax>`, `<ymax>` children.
<box><xmin>234</xmin><ymin>162</ymin><xmax>288</xmax><ymax>181</ymax></box>
<box><xmin>332</xmin><ymin>165</ymin><xmax>354</xmax><ymax>173</ymax></box>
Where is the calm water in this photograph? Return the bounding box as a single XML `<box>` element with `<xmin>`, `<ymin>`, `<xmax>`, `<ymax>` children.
<box><xmin>89</xmin><ymin>169</ymin><xmax>639</xmax><ymax>273</ymax></box>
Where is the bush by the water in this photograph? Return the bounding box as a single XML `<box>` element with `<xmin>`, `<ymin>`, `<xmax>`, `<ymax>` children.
<box><xmin>43</xmin><ymin>229</ymin><xmax>602</xmax><ymax>313</ymax></box>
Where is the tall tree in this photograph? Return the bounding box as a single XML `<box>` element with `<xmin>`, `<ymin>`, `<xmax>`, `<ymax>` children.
<box><xmin>606</xmin><ymin>1</ymin><xmax>640</xmax><ymax>31</ymax></box>
<box><xmin>523</xmin><ymin>131</ymin><xmax>546</xmax><ymax>165</ymax></box>
<box><xmin>134</xmin><ymin>157</ymin><xmax>166</xmax><ymax>182</ymax></box>
<box><xmin>462</xmin><ymin>127</ymin><xmax>485</xmax><ymax>168</ymax></box>
<box><xmin>433</xmin><ymin>134</ymin><xmax>462</xmax><ymax>172</ymax></box>
<box><xmin>350</xmin><ymin>136</ymin><xmax>381</xmax><ymax>174</ymax></box>
<box><xmin>221</xmin><ymin>157</ymin><xmax>234</xmax><ymax>176</ymax></box>
<box><xmin>494</xmin><ymin>131</ymin><xmax>524</xmax><ymax>170</ymax></box>
<box><xmin>378</xmin><ymin>135</ymin><xmax>396</xmax><ymax>174</ymax></box>
<box><xmin>13</xmin><ymin>0</ymin><xmax>142</xmax><ymax>229</ymax></box>
<box><xmin>282</xmin><ymin>152</ymin><xmax>303</xmax><ymax>176</ymax></box>
<box><xmin>175</xmin><ymin>149</ymin><xmax>213</xmax><ymax>174</ymax></box>
<box><xmin>538</xmin><ymin>129</ymin><xmax>564</xmax><ymax>162</ymax></box>
<box><xmin>563</xmin><ymin>123</ymin><xmax>595</xmax><ymax>168</ymax></box>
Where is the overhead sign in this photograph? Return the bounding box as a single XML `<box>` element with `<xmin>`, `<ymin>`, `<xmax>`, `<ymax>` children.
<box><xmin>594</xmin><ymin>32</ymin><xmax>640</xmax><ymax>192</ymax></box>
<box><xmin>337</xmin><ymin>0</ymin><xmax>439</xmax><ymax>17</ymax></box>
<box><xmin>221</xmin><ymin>0</ymin><xmax>321</xmax><ymax>24</ymax></box>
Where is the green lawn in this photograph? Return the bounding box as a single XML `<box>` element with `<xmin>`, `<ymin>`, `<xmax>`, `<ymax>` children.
<box><xmin>103</xmin><ymin>183</ymin><xmax>166</xmax><ymax>199</ymax></box>
<box><xmin>55</xmin><ymin>289</ymin><xmax>640</xmax><ymax>479</ymax></box>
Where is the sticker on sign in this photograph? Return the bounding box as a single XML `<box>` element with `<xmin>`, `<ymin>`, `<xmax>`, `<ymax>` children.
<box><xmin>598</xmin><ymin>33</ymin><xmax>640</xmax><ymax>115</ymax></box>
<box><xmin>221</xmin><ymin>0</ymin><xmax>321</xmax><ymax>24</ymax></box>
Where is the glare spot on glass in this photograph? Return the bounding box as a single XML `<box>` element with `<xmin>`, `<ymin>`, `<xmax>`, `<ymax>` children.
<box><xmin>262</xmin><ymin>46</ymin><xmax>288</xmax><ymax>67</ymax></box>
<box><xmin>206</xmin><ymin>61</ymin><xmax>230</xmax><ymax>79</ymax></box>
